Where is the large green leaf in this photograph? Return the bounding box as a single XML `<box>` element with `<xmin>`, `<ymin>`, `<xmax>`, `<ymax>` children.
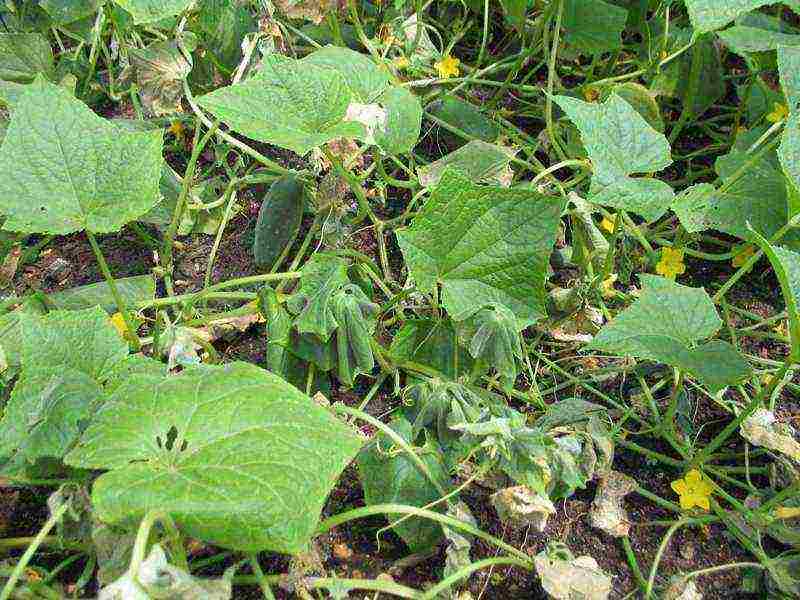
<box><xmin>718</xmin><ymin>24</ymin><xmax>800</xmax><ymax>54</ymax></box>
<box><xmin>780</xmin><ymin>113</ymin><xmax>800</xmax><ymax>194</ymax></box>
<box><xmin>0</xmin><ymin>77</ymin><xmax>163</xmax><ymax>235</ymax></box>
<box><xmin>286</xmin><ymin>254</ymin><xmax>350</xmax><ymax>341</ymax></box>
<box><xmin>562</xmin><ymin>0</ymin><xmax>627</xmax><ymax>55</ymax></box>
<box><xmin>684</xmin><ymin>0</ymin><xmax>777</xmax><ymax>33</ymax></box>
<box><xmin>588</xmin><ymin>275</ymin><xmax>752</xmax><ymax>392</ymax></box>
<box><xmin>113</xmin><ymin>0</ymin><xmax>192</xmax><ymax>23</ymax></box>
<box><xmin>48</xmin><ymin>275</ymin><xmax>155</xmax><ymax>313</ymax></box>
<box><xmin>553</xmin><ymin>94</ymin><xmax>673</xmax><ymax>220</ymax></box>
<box><xmin>0</xmin><ymin>367</ymin><xmax>105</xmax><ymax>468</ymax></box>
<box><xmin>779</xmin><ymin>45</ymin><xmax>800</xmax><ymax>111</ymax></box>
<box><xmin>40</xmin><ymin>0</ymin><xmax>99</xmax><ymax>24</ymax></box>
<box><xmin>20</xmin><ymin>306</ymin><xmax>129</xmax><ymax>383</ymax></box>
<box><xmin>749</xmin><ymin>230</ymin><xmax>800</xmax><ymax>363</ymax></box>
<box><xmin>396</xmin><ymin>169</ymin><xmax>565</xmax><ymax>327</ymax></box>
<box><xmin>302</xmin><ymin>45</ymin><xmax>390</xmax><ymax>102</ymax></box>
<box><xmin>0</xmin><ymin>33</ymin><xmax>54</xmax><ymax>82</ymax></box>
<box><xmin>197</xmin><ymin>54</ymin><xmax>364</xmax><ymax>156</ymax></box>
<box><xmin>66</xmin><ymin>362</ymin><xmax>363</xmax><ymax>554</ymax></box>
<box><xmin>357</xmin><ymin>417</ymin><xmax>450</xmax><ymax>553</ymax></box>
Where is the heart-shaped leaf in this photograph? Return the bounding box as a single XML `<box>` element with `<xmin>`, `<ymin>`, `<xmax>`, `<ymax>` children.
<box><xmin>66</xmin><ymin>362</ymin><xmax>363</xmax><ymax>554</ymax></box>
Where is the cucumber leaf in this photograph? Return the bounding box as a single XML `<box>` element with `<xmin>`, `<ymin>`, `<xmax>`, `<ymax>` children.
<box><xmin>0</xmin><ymin>76</ymin><xmax>163</xmax><ymax>235</ymax></box>
<box><xmin>588</xmin><ymin>275</ymin><xmax>752</xmax><ymax>392</ymax></box>
<box><xmin>197</xmin><ymin>54</ymin><xmax>364</xmax><ymax>156</ymax></box>
<box><xmin>286</xmin><ymin>254</ymin><xmax>350</xmax><ymax>341</ymax></box>
<box><xmin>356</xmin><ymin>417</ymin><xmax>450</xmax><ymax>553</ymax></box>
<box><xmin>562</xmin><ymin>0</ymin><xmax>627</xmax><ymax>55</ymax></box>
<box><xmin>331</xmin><ymin>284</ymin><xmax>379</xmax><ymax>387</ymax></box>
<box><xmin>396</xmin><ymin>169</ymin><xmax>566</xmax><ymax>327</ymax></box>
<box><xmin>684</xmin><ymin>0</ymin><xmax>777</xmax><ymax>33</ymax></box>
<box><xmin>417</xmin><ymin>140</ymin><xmax>516</xmax><ymax>188</ymax></box>
<box><xmin>66</xmin><ymin>362</ymin><xmax>363</xmax><ymax>554</ymax></box>
<box><xmin>390</xmin><ymin>318</ymin><xmax>473</xmax><ymax>380</ymax></box>
<box><xmin>749</xmin><ymin>230</ymin><xmax>800</xmax><ymax>363</ymax></box>
<box><xmin>0</xmin><ymin>367</ymin><xmax>105</xmax><ymax>470</ymax></box>
<box><xmin>456</xmin><ymin>303</ymin><xmax>522</xmax><ymax>391</ymax></box>
<box><xmin>113</xmin><ymin>0</ymin><xmax>193</xmax><ymax>24</ymax></box>
<box><xmin>48</xmin><ymin>275</ymin><xmax>155</xmax><ymax>313</ymax></box>
<box><xmin>0</xmin><ymin>33</ymin><xmax>54</xmax><ymax>82</ymax></box>
<box><xmin>553</xmin><ymin>93</ymin><xmax>673</xmax><ymax>220</ymax></box>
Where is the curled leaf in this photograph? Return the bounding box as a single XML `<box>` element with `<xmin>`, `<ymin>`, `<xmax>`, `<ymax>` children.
<box><xmin>589</xmin><ymin>470</ymin><xmax>637</xmax><ymax>537</ymax></box>
<box><xmin>287</xmin><ymin>254</ymin><xmax>350</xmax><ymax>341</ymax></box>
<box><xmin>490</xmin><ymin>485</ymin><xmax>555</xmax><ymax>532</ymax></box>
<box><xmin>741</xmin><ymin>409</ymin><xmax>800</xmax><ymax>462</ymax></box>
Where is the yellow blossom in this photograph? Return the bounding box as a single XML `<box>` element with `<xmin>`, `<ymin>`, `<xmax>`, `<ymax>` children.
<box><xmin>600</xmin><ymin>216</ymin><xmax>616</xmax><ymax>233</ymax></box>
<box><xmin>435</xmin><ymin>55</ymin><xmax>460</xmax><ymax>79</ymax></box>
<box><xmin>394</xmin><ymin>55</ymin><xmax>410</xmax><ymax>70</ymax></box>
<box><xmin>767</xmin><ymin>102</ymin><xmax>789</xmax><ymax>123</ymax></box>
<box><xmin>656</xmin><ymin>247</ymin><xmax>686</xmax><ymax>279</ymax></box>
<box><xmin>601</xmin><ymin>274</ymin><xmax>618</xmax><ymax>299</ymax></box>
<box><xmin>774</xmin><ymin>320</ymin><xmax>789</xmax><ymax>337</ymax></box>
<box><xmin>732</xmin><ymin>244</ymin><xmax>755</xmax><ymax>268</ymax></box>
<box><xmin>25</xmin><ymin>568</ymin><xmax>42</xmax><ymax>583</ymax></box>
<box><xmin>110</xmin><ymin>312</ymin><xmax>128</xmax><ymax>338</ymax></box>
<box><xmin>168</xmin><ymin>120</ymin><xmax>185</xmax><ymax>141</ymax></box>
<box><xmin>671</xmin><ymin>469</ymin><xmax>713</xmax><ymax>511</ymax></box>
<box><xmin>775</xmin><ymin>506</ymin><xmax>800</xmax><ymax>519</ymax></box>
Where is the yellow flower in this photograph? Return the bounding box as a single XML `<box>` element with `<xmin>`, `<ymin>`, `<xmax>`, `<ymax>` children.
<box><xmin>656</xmin><ymin>247</ymin><xmax>686</xmax><ymax>279</ymax></box>
<box><xmin>732</xmin><ymin>244</ymin><xmax>755</xmax><ymax>268</ymax></box>
<box><xmin>110</xmin><ymin>312</ymin><xmax>128</xmax><ymax>338</ymax></box>
<box><xmin>435</xmin><ymin>55</ymin><xmax>460</xmax><ymax>79</ymax></box>
<box><xmin>600</xmin><ymin>216</ymin><xmax>616</xmax><ymax>233</ymax></box>
<box><xmin>774</xmin><ymin>320</ymin><xmax>789</xmax><ymax>337</ymax></box>
<box><xmin>168</xmin><ymin>120</ymin><xmax>185</xmax><ymax>141</ymax></box>
<box><xmin>775</xmin><ymin>505</ymin><xmax>800</xmax><ymax>520</ymax></box>
<box><xmin>671</xmin><ymin>469</ymin><xmax>713</xmax><ymax>511</ymax></box>
<box><xmin>600</xmin><ymin>274</ymin><xmax>618</xmax><ymax>299</ymax></box>
<box><xmin>394</xmin><ymin>55</ymin><xmax>410</xmax><ymax>70</ymax></box>
<box><xmin>767</xmin><ymin>102</ymin><xmax>789</xmax><ymax>123</ymax></box>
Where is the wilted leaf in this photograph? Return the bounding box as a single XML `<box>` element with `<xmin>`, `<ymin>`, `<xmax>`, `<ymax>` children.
<box><xmin>0</xmin><ymin>76</ymin><xmax>163</xmax><ymax>235</ymax></box>
<box><xmin>390</xmin><ymin>318</ymin><xmax>473</xmax><ymax>380</ymax></box>
<box><xmin>403</xmin><ymin>379</ymin><xmax>486</xmax><ymax>442</ymax></box>
<box><xmin>456</xmin><ymin>303</ymin><xmax>522</xmax><ymax>390</ymax></box>
<box><xmin>490</xmin><ymin>485</ymin><xmax>555</xmax><ymax>532</ymax></box>
<box><xmin>664</xmin><ymin>577</ymin><xmax>703</xmax><ymax>600</ymax></box>
<box><xmin>442</xmin><ymin>502</ymin><xmax>477</xmax><ymax>589</ymax></box>
<box><xmin>287</xmin><ymin>254</ymin><xmax>350</xmax><ymax>341</ymax></box>
<box><xmin>99</xmin><ymin>544</ymin><xmax>232</xmax><ymax>600</ymax></box>
<box><xmin>128</xmin><ymin>40</ymin><xmax>191</xmax><ymax>116</ymax></box>
<box><xmin>273</xmin><ymin>0</ymin><xmax>341</xmax><ymax>24</ymax></box>
<box><xmin>331</xmin><ymin>284</ymin><xmax>379</xmax><ymax>387</ymax></box>
<box><xmin>397</xmin><ymin>169</ymin><xmax>566</xmax><ymax>327</ymax></box>
<box><xmin>534</xmin><ymin>545</ymin><xmax>612</xmax><ymax>600</ymax></box>
<box><xmin>66</xmin><ymin>363</ymin><xmax>363</xmax><ymax>554</ymax></box>
<box><xmin>741</xmin><ymin>409</ymin><xmax>800</xmax><ymax>462</ymax></box>
<box><xmin>589</xmin><ymin>470</ymin><xmax>637</xmax><ymax>537</ymax></box>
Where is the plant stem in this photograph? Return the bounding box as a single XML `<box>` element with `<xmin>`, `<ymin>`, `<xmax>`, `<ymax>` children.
<box><xmin>645</xmin><ymin>519</ymin><xmax>685</xmax><ymax>598</ymax></box>
<box><xmin>0</xmin><ymin>501</ymin><xmax>69</xmax><ymax>600</ymax></box>
<box><xmin>248</xmin><ymin>555</ymin><xmax>277</xmax><ymax>600</ymax></box>
<box><xmin>86</xmin><ymin>230</ymin><xmax>141</xmax><ymax>351</ymax></box>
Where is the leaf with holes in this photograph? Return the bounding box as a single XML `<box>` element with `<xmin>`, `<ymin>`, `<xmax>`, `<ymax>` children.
<box><xmin>588</xmin><ymin>275</ymin><xmax>752</xmax><ymax>392</ymax></box>
<box><xmin>396</xmin><ymin>169</ymin><xmax>565</xmax><ymax>327</ymax></box>
<box><xmin>66</xmin><ymin>362</ymin><xmax>363</xmax><ymax>554</ymax></box>
<box><xmin>0</xmin><ymin>77</ymin><xmax>163</xmax><ymax>235</ymax></box>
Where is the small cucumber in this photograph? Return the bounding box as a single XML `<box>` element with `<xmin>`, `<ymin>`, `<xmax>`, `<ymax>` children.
<box><xmin>253</xmin><ymin>175</ymin><xmax>304</xmax><ymax>269</ymax></box>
